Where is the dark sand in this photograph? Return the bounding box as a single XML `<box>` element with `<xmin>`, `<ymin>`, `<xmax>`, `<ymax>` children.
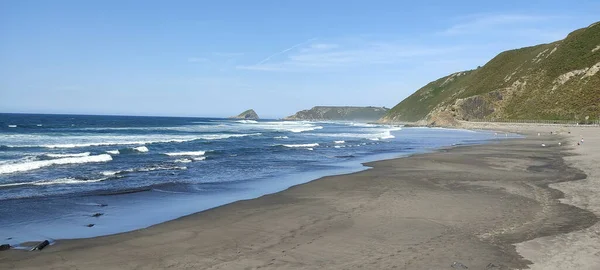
<box><xmin>1</xmin><ymin>135</ymin><xmax>597</xmax><ymax>269</ymax></box>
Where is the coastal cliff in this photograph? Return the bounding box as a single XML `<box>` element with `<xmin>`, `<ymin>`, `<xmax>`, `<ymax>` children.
<box><xmin>284</xmin><ymin>106</ymin><xmax>389</xmax><ymax>121</ymax></box>
<box><xmin>380</xmin><ymin>22</ymin><xmax>600</xmax><ymax>126</ymax></box>
<box><xmin>230</xmin><ymin>109</ymin><xmax>259</xmax><ymax>120</ymax></box>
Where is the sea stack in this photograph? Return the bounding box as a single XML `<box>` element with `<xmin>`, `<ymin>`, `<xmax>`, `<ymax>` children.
<box><xmin>230</xmin><ymin>109</ymin><xmax>259</xmax><ymax>120</ymax></box>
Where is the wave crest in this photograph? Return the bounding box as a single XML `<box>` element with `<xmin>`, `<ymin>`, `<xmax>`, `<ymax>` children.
<box><xmin>0</xmin><ymin>154</ymin><xmax>113</xmax><ymax>175</ymax></box>
<box><xmin>164</xmin><ymin>151</ymin><xmax>206</xmax><ymax>156</ymax></box>
<box><xmin>281</xmin><ymin>143</ymin><xmax>319</xmax><ymax>148</ymax></box>
<box><xmin>43</xmin><ymin>152</ymin><xmax>91</xmax><ymax>158</ymax></box>
<box><xmin>0</xmin><ymin>177</ymin><xmax>110</xmax><ymax>188</ymax></box>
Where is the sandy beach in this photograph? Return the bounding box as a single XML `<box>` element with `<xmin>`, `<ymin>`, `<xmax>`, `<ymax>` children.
<box><xmin>1</xmin><ymin>125</ymin><xmax>599</xmax><ymax>269</ymax></box>
<box><xmin>463</xmin><ymin>123</ymin><xmax>600</xmax><ymax>269</ymax></box>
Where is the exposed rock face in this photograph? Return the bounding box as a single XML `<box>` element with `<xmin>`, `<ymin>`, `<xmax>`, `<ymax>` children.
<box><xmin>381</xmin><ymin>21</ymin><xmax>600</xmax><ymax>125</ymax></box>
<box><xmin>230</xmin><ymin>109</ymin><xmax>259</xmax><ymax>120</ymax></box>
<box><xmin>284</xmin><ymin>106</ymin><xmax>389</xmax><ymax>121</ymax></box>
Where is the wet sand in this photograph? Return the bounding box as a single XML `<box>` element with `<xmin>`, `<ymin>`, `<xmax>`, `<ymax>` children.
<box><xmin>1</xmin><ymin>127</ymin><xmax>598</xmax><ymax>269</ymax></box>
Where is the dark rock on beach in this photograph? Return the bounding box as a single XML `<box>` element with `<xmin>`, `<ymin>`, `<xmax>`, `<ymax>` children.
<box><xmin>30</xmin><ymin>240</ymin><xmax>49</xmax><ymax>251</ymax></box>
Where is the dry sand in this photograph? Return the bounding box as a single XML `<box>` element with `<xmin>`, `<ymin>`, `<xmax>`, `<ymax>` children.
<box><xmin>1</xmin><ymin>125</ymin><xmax>598</xmax><ymax>270</ymax></box>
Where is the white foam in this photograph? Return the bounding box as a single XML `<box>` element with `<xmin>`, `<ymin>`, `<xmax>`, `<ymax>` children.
<box><xmin>164</xmin><ymin>151</ymin><xmax>206</xmax><ymax>156</ymax></box>
<box><xmin>137</xmin><ymin>165</ymin><xmax>187</xmax><ymax>172</ymax></box>
<box><xmin>288</xmin><ymin>126</ymin><xmax>323</xmax><ymax>133</ymax></box>
<box><xmin>37</xmin><ymin>124</ymin><xmax>43</xmax><ymax>127</ymax></box>
<box><xmin>198</xmin><ymin>133</ymin><xmax>262</xmax><ymax>140</ymax></box>
<box><xmin>192</xmin><ymin>156</ymin><xmax>206</xmax><ymax>161</ymax></box>
<box><xmin>274</xmin><ymin>136</ymin><xmax>289</xmax><ymax>139</ymax></box>
<box><xmin>8</xmin><ymin>125</ymin><xmax>17</xmax><ymax>128</ymax></box>
<box><xmin>334</xmin><ymin>140</ymin><xmax>345</xmax><ymax>144</ymax></box>
<box><xmin>349</xmin><ymin>123</ymin><xmax>379</xmax><ymax>127</ymax></box>
<box><xmin>307</xmin><ymin>148</ymin><xmax>314</xmax><ymax>151</ymax></box>
<box><xmin>106</xmin><ymin>150</ymin><xmax>120</xmax><ymax>155</ymax></box>
<box><xmin>3</xmin><ymin>133</ymin><xmax>261</xmax><ymax>149</ymax></box>
<box><xmin>101</xmin><ymin>170</ymin><xmax>119</xmax><ymax>176</ymax></box>
<box><xmin>33</xmin><ymin>177</ymin><xmax>107</xmax><ymax>186</ymax></box>
<box><xmin>44</xmin><ymin>152</ymin><xmax>91</xmax><ymax>158</ymax></box>
<box><xmin>174</xmin><ymin>158</ymin><xmax>192</xmax><ymax>163</ymax></box>
<box><xmin>0</xmin><ymin>154</ymin><xmax>113</xmax><ymax>175</ymax></box>
<box><xmin>40</xmin><ymin>140</ymin><xmax>178</xmax><ymax>149</ymax></box>
<box><xmin>334</xmin><ymin>145</ymin><xmax>343</xmax><ymax>148</ymax></box>
<box><xmin>307</xmin><ymin>127</ymin><xmax>401</xmax><ymax>141</ymax></box>
<box><xmin>99</xmin><ymin>165</ymin><xmax>188</xmax><ymax>177</ymax></box>
<box><xmin>282</xmin><ymin>143</ymin><xmax>320</xmax><ymax>148</ymax></box>
<box><xmin>237</xmin><ymin>121</ymin><xmax>323</xmax><ymax>133</ymax></box>
<box><xmin>236</xmin><ymin>120</ymin><xmax>258</xmax><ymax>124</ymax></box>
<box><xmin>0</xmin><ymin>177</ymin><xmax>108</xmax><ymax>188</ymax></box>
<box><xmin>132</xmin><ymin>146</ymin><xmax>149</xmax><ymax>152</ymax></box>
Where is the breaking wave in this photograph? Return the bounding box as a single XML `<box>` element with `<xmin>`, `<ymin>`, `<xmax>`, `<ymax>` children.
<box><xmin>164</xmin><ymin>151</ymin><xmax>206</xmax><ymax>156</ymax></box>
<box><xmin>307</xmin><ymin>127</ymin><xmax>401</xmax><ymax>141</ymax></box>
<box><xmin>2</xmin><ymin>133</ymin><xmax>261</xmax><ymax>149</ymax></box>
<box><xmin>43</xmin><ymin>152</ymin><xmax>91</xmax><ymax>158</ymax></box>
<box><xmin>288</xmin><ymin>126</ymin><xmax>323</xmax><ymax>133</ymax></box>
<box><xmin>0</xmin><ymin>154</ymin><xmax>113</xmax><ymax>175</ymax></box>
<box><xmin>132</xmin><ymin>146</ymin><xmax>149</xmax><ymax>153</ymax></box>
<box><xmin>236</xmin><ymin>120</ymin><xmax>258</xmax><ymax>124</ymax></box>
<box><xmin>0</xmin><ymin>177</ymin><xmax>111</xmax><ymax>188</ymax></box>
<box><xmin>281</xmin><ymin>143</ymin><xmax>320</xmax><ymax>148</ymax></box>
<box><xmin>99</xmin><ymin>165</ymin><xmax>187</xmax><ymax>177</ymax></box>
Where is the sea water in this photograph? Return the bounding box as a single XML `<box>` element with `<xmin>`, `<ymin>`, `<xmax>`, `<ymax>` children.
<box><xmin>0</xmin><ymin>113</ymin><xmax>508</xmax><ymax>245</ymax></box>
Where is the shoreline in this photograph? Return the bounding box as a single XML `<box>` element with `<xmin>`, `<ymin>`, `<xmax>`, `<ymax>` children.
<box><xmin>0</xmin><ymin>127</ymin><xmax>496</xmax><ymax>246</ymax></box>
<box><xmin>1</xmin><ymin>125</ymin><xmax>598</xmax><ymax>269</ymax></box>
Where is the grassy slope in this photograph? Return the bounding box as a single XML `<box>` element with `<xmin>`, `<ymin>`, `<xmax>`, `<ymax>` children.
<box><xmin>383</xmin><ymin>22</ymin><xmax>600</xmax><ymax>122</ymax></box>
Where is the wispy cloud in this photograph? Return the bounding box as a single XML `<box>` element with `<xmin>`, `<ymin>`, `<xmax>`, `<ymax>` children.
<box><xmin>439</xmin><ymin>14</ymin><xmax>561</xmax><ymax>36</ymax></box>
<box><xmin>238</xmin><ymin>40</ymin><xmax>462</xmax><ymax>72</ymax></box>
<box><xmin>255</xmin><ymin>38</ymin><xmax>317</xmax><ymax>65</ymax></box>
<box><xmin>187</xmin><ymin>57</ymin><xmax>209</xmax><ymax>63</ymax></box>
<box><xmin>306</xmin><ymin>43</ymin><xmax>339</xmax><ymax>50</ymax></box>
<box><xmin>212</xmin><ymin>52</ymin><xmax>245</xmax><ymax>57</ymax></box>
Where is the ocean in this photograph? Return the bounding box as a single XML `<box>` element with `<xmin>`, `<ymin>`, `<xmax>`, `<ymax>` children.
<box><xmin>0</xmin><ymin>113</ymin><xmax>506</xmax><ymax>246</ymax></box>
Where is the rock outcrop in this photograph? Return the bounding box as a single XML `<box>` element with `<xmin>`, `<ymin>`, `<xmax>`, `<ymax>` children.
<box><xmin>230</xmin><ymin>109</ymin><xmax>259</xmax><ymax>120</ymax></box>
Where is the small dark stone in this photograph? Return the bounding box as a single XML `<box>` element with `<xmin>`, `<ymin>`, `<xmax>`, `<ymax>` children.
<box><xmin>0</xmin><ymin>244</ymin><xmax>11</xmax><ymax>251</ymax></box>
<box><xmin>91</xmin><ymin>213</ymin><xmax>104</xmax><ymax>217</ymax></box>
<box><xmin>86</xmin><ymin>224</ymin><xmax>95</xmax><ymax>227</ymax></box>
<box><xmin>30</xmin><ymin>240</ymin><xmax>50</xmax><ymax>251</ymax></box>
<box><xmin>6</xmin><ymin>237</ymin><xmax>12</xmax><ymax>240</ymax></box>
<box><xmin>486</xmin><ymin>263</ymin><xmax>499</xmax><ymax>269</ymax></box>
<box><xmin>99</xmin><ymin>203</ymin><xmax>108</xmax><ymax>207</ymax></box>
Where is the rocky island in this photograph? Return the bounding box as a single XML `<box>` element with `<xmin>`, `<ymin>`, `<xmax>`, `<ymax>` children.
<box><xmin>229</xmin><ymin>109</ymin><xmax>259</xmax><ymax>120</ymax></box>
<box><xmin>284</xmin><ymin>106</ymin><xmax>389</xmax><ymax>121</ymax></box>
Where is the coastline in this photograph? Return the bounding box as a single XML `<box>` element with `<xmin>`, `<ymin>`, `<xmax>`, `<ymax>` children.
<box><xmin>1</xmin><ymin>125</ymin><xmax>598</xmax><ymax>269</ymax></box>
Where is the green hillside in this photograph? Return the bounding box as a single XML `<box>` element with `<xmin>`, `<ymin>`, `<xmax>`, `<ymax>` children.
<box><xmin>284</xmin><ymin>106</ymin><xmax>388</xmax><ymax>121</ymax></box>
<box><xmin>380</xmin><ymin>22</ymin><xmax>600</xmax><ymax>124</ymax></box>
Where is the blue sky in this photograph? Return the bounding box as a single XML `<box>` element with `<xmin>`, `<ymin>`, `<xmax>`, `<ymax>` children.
<box><xmin>1</xmin><ymin>0</ymin><xmax>598</xmax><ymax>118</ymax></box>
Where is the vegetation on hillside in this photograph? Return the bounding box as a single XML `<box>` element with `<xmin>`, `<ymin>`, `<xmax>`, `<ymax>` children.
<box><xmin>381</xmin><ymin>22</ymin><xmax>600</xmax><ymax>123</ymax></box>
